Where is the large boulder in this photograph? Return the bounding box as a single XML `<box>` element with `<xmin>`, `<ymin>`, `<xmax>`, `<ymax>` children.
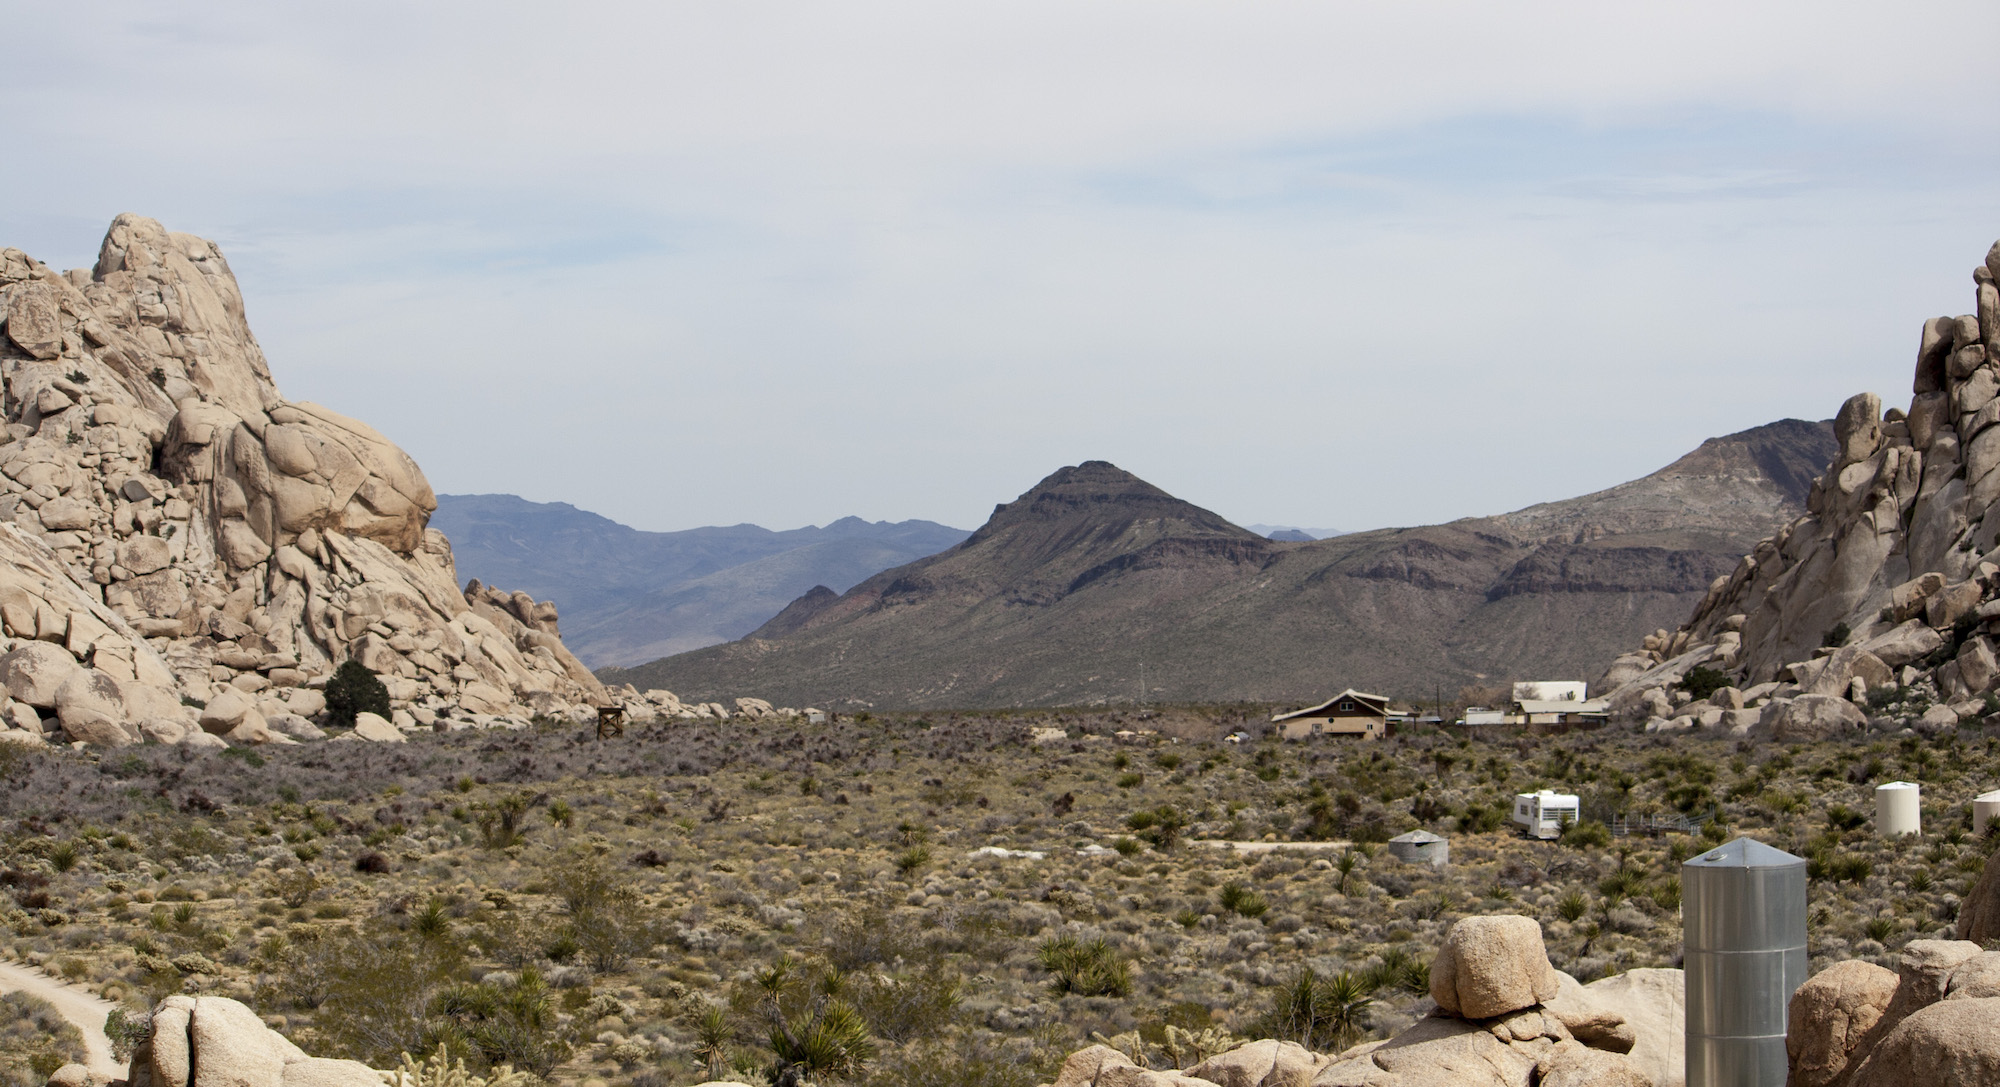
<box><xmin>1956</xmin><ymin>845</ymin><xmax>2000</xmax><ymax>944</ymax></box>
<box><xmin>1315</xmin><ymin>1014</ymin><xmax>1541</xmax><ymax>1087</ymax></box>
<box><xmin>1767</xmin><ymin>694</ymin><xmax>1866</xmax><ymax>742</ymax></box>
<box><xmin>1787</xmin><ymin>960</ymin><xmax>1900</xmax><ymax>1087</ymax></box>
<box><xmin>1429</xmin><ymin>915</ymin><xmax>1561</xmax><ymax>1020</ymax></box>
<box><xmin>136</xmin><ymin>995</ymin><xmax>383</xmax><ymax>1087</ymax></box>
<box><xmin>1848</xmin><ymin>997</ymin><xmax>2000</xmax><ymax>1087</ymax></box>
<box><xmin>56</xmin><ymin>668</ymin><xmax>137</xmax><ymax>746</ymax></box>
<box><xmin>198</xmin><ymin>688</ymin><xmax>256</xmax><ymax>736</ymax></box>
<box><xmin>1186</xmin><ymin>1040</ymin><xmax>1328</xmax><ymax>1087</ymax></box>
<box><xmin>351</xmin><ymin>712</ymin><xmax>405</xmax><ymax>743</ymax></box>
<box><xmin>1575</xmin><ymin>969</ymin><xmax>1683</xmax><ymax>1087</ymax></box>
<box><xmin>1049</xmin><ymin>1045</ymin><xmax>1220</xmax><ymax>1087</ymax></box>
<box><xmin>1534</xmin><ymin>1042</ymin><xmax>1650</xmax><ymax>1087</ymax></box>
<box><xmin>1943</xmin><ymin>952</ymin><xmax>2000</xmax><ymax>1000</ymax></box>
<box><xmin>0</xmin><ymin>641</ymin><xmax>83</xmax><ymax>708</ymax></box>
<box><xmin>1859</xmin><ymin>620</ymin><xmax>1946</xmax><ymax>668</ymax></box>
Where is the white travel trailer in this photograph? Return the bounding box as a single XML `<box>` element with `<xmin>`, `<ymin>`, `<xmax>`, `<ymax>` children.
<box><xmin>1513</xmin><ymin>790</ymin><xmax>1581</xmax><ymax>840</ymax></box>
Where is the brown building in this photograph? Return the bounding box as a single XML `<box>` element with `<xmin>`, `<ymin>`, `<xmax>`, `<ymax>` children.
<box><xmin>1270</xmin><ymin>689</ymin><xmax>1390</xmax><ymax>740</ymax></box>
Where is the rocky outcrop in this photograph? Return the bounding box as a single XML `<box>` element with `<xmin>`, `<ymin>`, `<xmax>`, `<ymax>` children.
<box><xmin>1599</xmin><ymin>239</ymin><xmax>2000</xmax><ymax>735</ymax></box>
<box><xmin>1955</xmin><ymin>842</ymin><xmax>2000</xmax><ymax>943</ymax></box>
<box><xmin>0</xmin><ymin>216</ymin><xmax>623</xmax><ymax>745</ymax></box>
<box><xmin>1787</xmin><ymin>940</ymin><xmax>2000</xmax><ymax>1087</ymax></box>
<box><xmin>1045</xmin><ymin>916</ymin><xmax>1683</xmax><ymax>1087</ymax></box>
<box><xmin>127</xmin><ymin>995</ymin><xmax>381</xmax><ymax>1087</ymax></box>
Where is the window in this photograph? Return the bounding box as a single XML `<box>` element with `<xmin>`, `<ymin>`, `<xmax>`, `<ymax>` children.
<box><xmin>1338</xmin><ymin>701</ymin><xmax>1355</xmax><ymax>712</ymax></box>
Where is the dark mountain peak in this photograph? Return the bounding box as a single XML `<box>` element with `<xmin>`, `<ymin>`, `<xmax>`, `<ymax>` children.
<box><xmin>970</xmin><ymin>461</ymin><xmax>1258</xmax><ymax>545</ymax></box>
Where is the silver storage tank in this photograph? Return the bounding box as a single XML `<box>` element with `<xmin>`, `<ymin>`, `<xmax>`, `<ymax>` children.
<box><xmin>1683</xmin><ymin>838</ymin><xmax>1808</xmax><ymax>1087</ymax></box>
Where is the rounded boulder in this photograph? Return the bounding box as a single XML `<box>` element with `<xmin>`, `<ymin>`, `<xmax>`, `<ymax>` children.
<box><xmin>1429</xmin><ymin>915</ymin><xmax>1561</xmax><ymax>1020</ymax></box>
<box><xmin>1786</xmin><ymin>959</ymin><xmax>1899</xmax><ymax>1087</ymax></box>
<box><xmin>0</xmin><ymin>641</ymin><xmax>83</xmax><ymax>708</ymax></box>
<box><xmin>1769</xmin><ymin>695</ymin><xmax>1867</xmax><ymax>742</ymax></box>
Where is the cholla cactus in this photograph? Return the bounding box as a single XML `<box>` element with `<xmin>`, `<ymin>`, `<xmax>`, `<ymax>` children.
<box><xmin>384</xmin><ymin>1047</ymin><xmax>535</xmax><ymax>1087</ymax></box>
<box><xmin>1161</xmin><ymin>1025</ymin><xmax>1238</xmax><ymax>1068</ymax></box>
<box><xmin>1087</xmin><ymin>1031</ymin><xmax>1150</xmax><ymax>1068</ymax></box>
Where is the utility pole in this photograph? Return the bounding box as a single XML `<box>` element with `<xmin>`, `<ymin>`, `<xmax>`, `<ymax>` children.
<box><xmin>1138</xmin><ymin>661</ymin><xmax>1146</xmax><ymax>708</ymax></box>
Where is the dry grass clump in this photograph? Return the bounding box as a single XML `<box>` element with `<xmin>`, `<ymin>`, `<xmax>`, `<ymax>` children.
<box><xmin>0</xmin><ymin>711</ymin><xmax>1995</xmax><ymax>1084</ymax></box>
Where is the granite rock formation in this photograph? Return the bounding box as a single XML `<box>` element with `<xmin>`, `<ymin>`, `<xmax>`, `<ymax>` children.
<box><xmin>1599</xmin><ymin>237</ymin><xmax>2000</xmax><ymax>737</ymax></box>
<box><xmin>0</xmin><ymin>215</ymin><xmax>612</xmax><ymax>745</ymax></box>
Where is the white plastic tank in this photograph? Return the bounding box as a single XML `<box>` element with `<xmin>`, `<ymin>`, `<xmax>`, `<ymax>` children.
<box><xmin>1974</xmin><ymin>790</ymin><xmax>2000</xmax><ymax>839</ymax></box>
<box><xmin>1875</xmin><ymin>781</ymin><xmax>1921</xmax><ymax>838</ymax></box>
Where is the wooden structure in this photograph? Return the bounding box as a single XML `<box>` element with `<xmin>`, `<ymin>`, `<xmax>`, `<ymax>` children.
<box><xmin>595</xmin><ymin>704</ymin><xmax>625</xmax><ymax>740</ymax></box>
<box><xmin>1270</xmin><ymin>689</ymin><xmax>1390</xmax><ymax>740</ymax></box>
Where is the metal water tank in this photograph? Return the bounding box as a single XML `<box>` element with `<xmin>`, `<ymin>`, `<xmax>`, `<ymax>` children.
<box><xmin>1875</xmin><ymin>781</ymin><xmax>1921</xmax><ymax>838</ymax></box>
<box><xmin>1386</xmin><ymin>829</ymin><xmax>1448</xmax><ymax>867</ymax></box>
<box><xmin>1974</xmin><ymin>790</ymin><xmax>2000</xmax><ymax>839</ymax></box>
<box><xmin>1684</xmin><ymin>838</ymin><xmax>1808</xmax><ymax>1087</ymax></box>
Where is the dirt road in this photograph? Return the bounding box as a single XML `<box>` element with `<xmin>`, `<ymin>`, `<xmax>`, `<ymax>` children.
<box><xmin>0</xmin><ymin>958</ymin><xmax>122</xmax><ymax>1081</ymax></box>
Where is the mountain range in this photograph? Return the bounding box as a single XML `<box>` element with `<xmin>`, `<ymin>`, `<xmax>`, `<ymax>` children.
<box><xmin>430</xmin><ymin>495</ymin><xmax>969</xmax><ymax>667</ymax></box>
<box><xmin>601</xmin><ymin>419</ymin><xmax>1837</xmax><ymax>708</ymax></box>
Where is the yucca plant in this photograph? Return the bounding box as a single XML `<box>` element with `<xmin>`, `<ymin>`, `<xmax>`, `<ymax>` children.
<box><xmin>1261</xmin><ymin>967</ymin><xmax>1376</xmax><ymax>1052</ymax></box>
<box><xmin>1218</xmin><ymin>882</ymin><xmax>1269</xmax><ymax>918</ymax></box>
<box><xmin>1557</xmin><ymin>890</ymin><xmax>1589</xmax><ymax>923</ymax></box>
<box><xmin>1036</xmin><ymin>935</ymin><xmax>1133</xmax><ymax>997</ymax></box>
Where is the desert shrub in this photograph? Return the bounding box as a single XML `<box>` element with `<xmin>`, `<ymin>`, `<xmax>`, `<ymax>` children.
<box><xmin>105</xmin><ymin>1008</ymin><xmax>151</xmax><ymax>1063</ymax></box>
<box><xmin>288</xmin><ymin>929</ymin><xmax>465</xmax><ymax>1067</ymax></box>
<box><xmin>431</xmin><ymin>968</ymin><xmax>578</xmax><ymax>1076</ymax></box>
<box><xmin>1679</xmin><ymin>667</ymin><xmax>1731</xmax><ymax>701</ymax></box>
<box><xmin>1125</xmin><ymin>806</ymin><xmax>1188</xmax><ymax>850</ymax></box>
<box><xmin>1037</xmin><ymin>935</ymin><xmax>1132</xmax><ymax>997</ymax></box>
<box><xmin>870</xmin><ymin>1038</ymin><xmax>1038</xmax><ymax>1087</ymax></box>
<box><xmin>548</xmin><ymin>852</ymin><xmax>650</xmax><ymax>971</ymax></box>
<box><xmin>1256</xmin><ymin>967</ymin><xmax>1375</xmax><ymax>1052</ymax></box>
<box><xmin>476</xmin><ymin>793</ymin><xmax>535</xmax><ymax>850</ymax></box>
<box><xmin>1827</xmin><ymin>805</ymin><xmax>1867</xmax><ymax>832</ymax></box>
<box><xmin>1822</xmin><ymin>623</ymin><xmax>1852</xmax><ymax>649</ymax></box>
<box><xmin>1560</xmin><ymin>821</ymin><xmax>1611</xmax><ymax>849</ymax></box>
<box><xmin>326</xmin><ymin>660</ymin><xmax>392</xmax><ymax>728</ymax></box>
<box><xmin>356</xmin><ymin>851</ymin><xmax>391</xmax><ymax>874</ymax></box>
<box><xmin>1457</xmin><ymin>800</ymin><xmax>1508</xmax><ymax>834</ymax></box>
<box><xmin>849</xmin><ymin>959</ymin><xmax>964</xmax><ymax>1044</ymax></box>
<box><xmin>0</xmin><ymin>991</ymin><xmax>85</xmax><ymax>1087</ymax></box>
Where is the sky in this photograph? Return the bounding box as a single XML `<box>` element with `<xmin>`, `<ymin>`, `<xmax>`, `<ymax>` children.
<box><xmin>5</xmin><ymin>3</ymin><xmax>1999</xmax><ymax>534</ymax></box>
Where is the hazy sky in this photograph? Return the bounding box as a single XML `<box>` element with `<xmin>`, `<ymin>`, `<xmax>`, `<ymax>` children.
<box><xmin>5</xmin><ymin>3</ymin><xmax>1998</xmax><ymax>534</ymax></box>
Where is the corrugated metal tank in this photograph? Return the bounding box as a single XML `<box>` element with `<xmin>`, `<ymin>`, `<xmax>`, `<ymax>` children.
<box><xmin>1975</xmin><ymin>790</ymin><xmax>2000</xmax><ymax>839</ymax></box>
<box><xmin>1683</xmin><ymin>838</ymin><xmax>1808</xmax><ymax>1087</ymax></box>
<box><xmin>1875</xmin><ymin>781</ymin><xmax>1921</xmax><ymax>838</ymax></box>
<box><xmin>1386</xmin><ymin>830</ymin><xmax>1448</xmax><ymax>867</ymax></box>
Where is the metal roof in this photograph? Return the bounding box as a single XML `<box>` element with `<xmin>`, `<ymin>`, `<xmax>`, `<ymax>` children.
<box><xmin>1686</xmin><ymin>837</ymin><xmax>1804</xmax><ymax>870</ymax></box>
<box><xmin>1271</xmin><ymin>688</ymin><xmax>1390</xmax><ymax>722</ymax></box>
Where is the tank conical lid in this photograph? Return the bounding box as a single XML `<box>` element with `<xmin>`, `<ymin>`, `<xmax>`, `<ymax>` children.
<box><xmin>1389</xmin><ymin>830</ymin><xmax>1444</xmax><ymax>843</ymax></box>
<box><xmin>1684</xmin><ymin>837</ymin><xmax>1803</xmax><ymax>870</ymax></box>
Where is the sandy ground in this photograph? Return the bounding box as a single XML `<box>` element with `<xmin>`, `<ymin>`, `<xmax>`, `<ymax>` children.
<box><xmin>0</xmin><ymin>958</ymin><xmax>122</xmax><ymax>1081</ymax></box>
<box><xmin>1197</xmin><ymin>839</ymin><xmax>1352</xmax><ymax>853</ymax></box>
